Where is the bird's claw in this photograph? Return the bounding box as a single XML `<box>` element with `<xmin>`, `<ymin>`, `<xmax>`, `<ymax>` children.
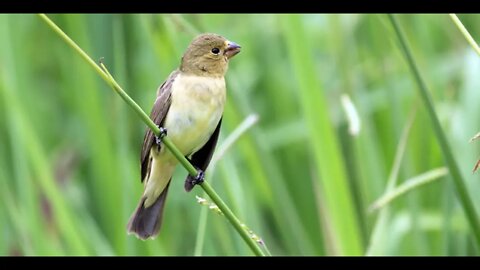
<box><xmin>191</xmin><ymin>170</ymin><xmax>205</xmax><ymax>186</ymax></box>
<box><xmin>155</xmin><ymin>126</ymin><xmax>167</xmax><ymax>145</ymax></box>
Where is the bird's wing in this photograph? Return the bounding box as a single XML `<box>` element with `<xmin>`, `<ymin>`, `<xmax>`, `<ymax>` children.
<box><xmin>140</xmin><ymin>70</ymin><xmax>180</xmax><ymax>182</ymax></box>
<box><xmin>184</xmin><ymin>117</ymin><xmax>222</xmax><ymax>192</ymax></box>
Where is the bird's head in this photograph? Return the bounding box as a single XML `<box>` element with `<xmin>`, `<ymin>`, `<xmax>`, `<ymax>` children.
<box><xmin>180</xmin><ymin>33</ymin><xmax>241</xmax><ymax>77</ymax></box>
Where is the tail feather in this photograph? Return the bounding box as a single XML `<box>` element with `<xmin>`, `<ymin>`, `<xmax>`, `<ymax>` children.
<box><xmin>127</xmin><ymin>181</ymin><xmax>171</xmax><ymax>240</ymax></box>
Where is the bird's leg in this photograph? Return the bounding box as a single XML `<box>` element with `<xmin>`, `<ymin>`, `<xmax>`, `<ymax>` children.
<box><xmin>155</xmin><ymin>126</ymin><xmax>168</xmax><ymax>146</ymax></box>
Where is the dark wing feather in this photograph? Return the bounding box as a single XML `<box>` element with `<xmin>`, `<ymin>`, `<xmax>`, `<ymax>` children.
<box><xmin>184</xmin><ymin>118</ymin><xmax>222</xmax><ymax>191</ymax></box>
<box><xmin>140</xmin><ymin>70</ymin><xmax>180</xmax><ymax>182</ymax></box>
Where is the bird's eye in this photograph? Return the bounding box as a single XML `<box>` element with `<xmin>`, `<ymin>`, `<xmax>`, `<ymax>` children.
<box><xmin>211</xmin><ymin>48</ymin><xmax>220</xmax><ymax>54</ymax></box>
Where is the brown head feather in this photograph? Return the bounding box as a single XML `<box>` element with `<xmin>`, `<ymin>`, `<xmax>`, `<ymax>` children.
<box><xmin>180</xmin><ymin>33</ymin><xmax>239</xmax><ymax>77</ymax></box>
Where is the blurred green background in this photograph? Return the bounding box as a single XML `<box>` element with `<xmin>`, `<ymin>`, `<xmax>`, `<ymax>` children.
<box><xmin>1</xmin><ymin>14</ymin><xmax>480</xmax><ymax>256</ymax></box>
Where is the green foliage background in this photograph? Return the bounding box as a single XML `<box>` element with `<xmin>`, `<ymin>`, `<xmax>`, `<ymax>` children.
<box><xmin>1</xmin><ymin>14</ymin><xmax>480</xmax><ymax>255</ymax></box>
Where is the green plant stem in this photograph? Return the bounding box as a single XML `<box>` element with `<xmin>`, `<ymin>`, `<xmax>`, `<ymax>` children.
<box><xmin>388</xmin><ymin>14</ymin><xmax>480</xmax><ymax>246</ymax></box>
<box><xmin>38</xmin><ymin>13</ymin><xmax>266</xmax><ymax>257</ymax></box>
<box><xmin>194</xmin><ymin>114</ymin><xmax>259</xmax><ymax>256</ymax></box>
<box><xmin>199</xmin><ymin>180</ymin><xmax>264</xmax><ymax>255</ymax></box>
<box><xmin>366</xmin><ymin>104</ymin><xmax>416</xmax><ymax>255</ymax></box>
<box><xmin>449</xmin><ymin>14</ymin><xmax>480</xmax><ymax>57</ymax></box>
<box><xmin>370</xmin><ymin>167</ymin><xmax>449</xmax><ymax>211</ymax></box>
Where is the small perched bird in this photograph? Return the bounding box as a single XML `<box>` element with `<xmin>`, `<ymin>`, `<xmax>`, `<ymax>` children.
<box><xmin>127</xmin><ymin>33</ymin><xmax>241</xmax><ymax>240</ymax></box>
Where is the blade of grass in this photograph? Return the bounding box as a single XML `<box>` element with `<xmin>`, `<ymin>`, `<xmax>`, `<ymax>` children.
<box><xmin>60</xmin><ymin>14</ymin><xmax>124</xmax><ymax>252</ymax></box>
<box><xmin>0</xmin><ymin>76</ymin><xmax>91</xmax><ymax>255</ymax></box>
<box><xmin>112</xmin><ymin>14</ymin><xmax>132</xmax><ymax>256</ymax></box>
<box><xmin>283</xmin><ymin>14</ymin><xmax>362</xmax><ymax>255</ymax></box>
<box><xmin>222</xmin><ymin>87</ymin><xmax>318</xmax><ymax>254</ymax></box>
<box><xmin>449</xmin><ymin>14</ymin><xmax>480</xmax><ymax>57</ymax></box>
<box><xmin>0</xmin><ymin>169</ymin><xmax>35</xmax><ymax>255</ymax></box>
<box><xmin>0</xmin><ymin>15</ymin><xmax>90</xmax><ymax>255</ymax></box>
<box><xmin>366</xmin><ymin>104</ymin><xmax>417</xmax><ymax>255</ymax></box>
<box><xmin>449</xmin><ymin>14</ymin><xmax>480</xmax><ymax>175</ymax></box>
<box><xmin>370</xmin><ymin>167</ymin><xmax>448</xmax><ymax>211</ymax></box>
<box><xmin>0</xmin><ymin>15</ymin><xmax>46</xmax><ymax>254</ymax></box>
<box><xmin>389</xmin><ymin>14</ymin><xmax>480</xmax><ymax>247</ymax></box>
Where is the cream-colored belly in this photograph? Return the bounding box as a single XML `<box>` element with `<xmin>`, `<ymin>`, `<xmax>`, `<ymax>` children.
<box><xmin>162</xmin><ymin>73</ymin><xmax>226</xmax><ymax>158</ymax></box>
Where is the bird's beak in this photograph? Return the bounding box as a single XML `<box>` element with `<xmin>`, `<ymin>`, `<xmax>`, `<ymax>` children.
<box><xmin>224</xmin><ymin>40</ymin><xmax>241</xmax><ymax>59</ymax></box>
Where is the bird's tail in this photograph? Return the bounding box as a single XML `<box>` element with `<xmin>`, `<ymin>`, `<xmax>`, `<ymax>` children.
<box><xmin>127</xmin><ymin>181</ymin><xmax>171</xmax><ymax>240</ymax></box>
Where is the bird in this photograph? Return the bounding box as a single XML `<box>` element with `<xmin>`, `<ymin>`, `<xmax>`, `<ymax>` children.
<box><xmin>127</xmin><ymin>33</ymin><xmax>241</xmax><ymax>240</ymax></box>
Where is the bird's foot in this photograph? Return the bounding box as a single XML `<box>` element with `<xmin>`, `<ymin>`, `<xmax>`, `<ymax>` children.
<box><xmin>191</xmin><ymin>169</ymin><xmax>205</xmax><ymax>186</ymax></box>
<box><xmin>184</xmin><ymin>167</ymin><xmax>204</xmax><ymax>192</ymax></box>
<box><xmin>155</xmin><ymin>126</ymin><xmax>168</xmax><ymax>146</ymax></box>
<box><xmin>192</xmin><ymin>169</ymin><xmax>205</xmax><ymax>186</ymax></box>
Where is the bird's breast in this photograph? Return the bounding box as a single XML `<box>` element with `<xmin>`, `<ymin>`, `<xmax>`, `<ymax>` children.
<box><xmin>163</xmin><ymin>73</ymin><xmax>226</xmax><ymax>156</ymax></box>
